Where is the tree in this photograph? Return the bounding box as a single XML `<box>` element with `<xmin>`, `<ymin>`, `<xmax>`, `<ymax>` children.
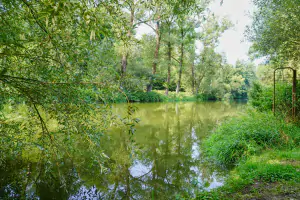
<box><xmin>0</xmin><ymin>0</ymin><xmax>138</xmax><ymax>180</ymax></box>
<box><xmin>117</xmin><ymin>0</ymin><xmax>147</xmax><ymax>78</ymax></box>
<box><xmin>194</xmin><ymin>48</ymin><xmax>222</xmax><ymax>95</ymax></box>
<box><xmin>173</xmin><ymin>2</ymin><xmax>205</xmax><ymax>94</ymax></box>
<box><xmin>189</xmin><ymin>15</ymin><xmax>231</xmax><ymax>95</ymax></box>
<box><xmin>247</xmin><ymin>0</ymin><xmax>300</xmax><ymax>67</ymax></box>
<box><xmin>145</xmin><ymin>0</ymin><xmax>177</xmax><ymax>92</ymax></box>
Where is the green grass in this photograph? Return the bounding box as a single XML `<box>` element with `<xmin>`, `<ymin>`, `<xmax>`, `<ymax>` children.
<box><xmin>194</xmin><ymin>110</ymin><xmax>300</xmax><ymax>200</ymax></box>
<box><xmin>194</xmin><ymin>148</ymin><xmax>300</xmax><ymax>200</ymax></box>
<box><xmin>202</xmin><ymin>110</ymin><xmax>300</xmax><ymax>166</ymax></box>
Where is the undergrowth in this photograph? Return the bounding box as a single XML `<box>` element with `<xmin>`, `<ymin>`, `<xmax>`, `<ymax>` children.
<box><xmin>249</xmin><ymin>82</ymin><xmax>300</xmax><ymax>119</ymax></box>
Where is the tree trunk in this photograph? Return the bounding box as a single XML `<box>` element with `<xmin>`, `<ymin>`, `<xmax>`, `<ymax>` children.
<box><xmin>125</xmin><ymin>165</ymin><xmax>130</xmax><ymax>200</ymax></box>
<box><xmin>191</xmin><ymin>60</ymin><xmax>195</xmax><ymax>95</ymax></box>
<box><xmin>121</xmin><ymin>54</ymin><xmax>127</xmax><ymax>76</ymax></box>
<box><xmin>151</xmin><ymin>129</ymin><xmax>158</xmax><ymax>199</ymax></box>
<box><xmin>195</xmin><ymin>75</ymin><xmax>205</xmax><ymax>95</ymax></box>
<box><xmin>175</xmin><ymin>103</ymin><xmax>181</xmax><ymax>186</ymax></box>
<box><xmin>196</xmin><ymin>84</ymin><xmax>200</xmax><ymax>95</ymax></box>
<box><xmin>176</xmin><ymin>30</ymin><xmax>184</xmax><ymax>94</ymax></box>
<box><xmin>120</xmin><ymin>8</ymin><xmax>134</xmax><ymax>78</ymax></box>
<box><xmin>165</xmin><ymin>30</ymin><xmax>171</xmax><ymax>95</ymax></box>
<box><xmin>147</xmin><ymin>18</ymin><xmax>161</xmax><ymax>92</ymax></box>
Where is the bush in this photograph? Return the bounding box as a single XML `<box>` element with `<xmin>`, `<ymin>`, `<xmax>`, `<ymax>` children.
<box><xmin>249</xmin><ymin>82</ymin><xmax>273</xmax><ymax>111</ymax></box>
<box><xmin>133</xmin><ymin>91</ymin><xmax>166</xmax><ymax>102</ymax></box>
<box><xmin>154</xmin><ymin>90</ymin><xmax>200</xmax><ymax>102</ymax></box>
<box><xmin>249</xmin><ymin>82</ymin><xmax>300</xmax><ymax>119</ymax></box>
<box><xmin>107</xmin><ymin>91</ymin><xmax>166</xmax><ymax>103</ymax></box>
<box><xmin>195</xmin><ymin>93</ymin><xmax>217</xmax><ymax>101</ymax></box>
<box><xmin>203</xmin><ymin>111</ymin><xmax>300</xmax><ymax>166</ymax></box>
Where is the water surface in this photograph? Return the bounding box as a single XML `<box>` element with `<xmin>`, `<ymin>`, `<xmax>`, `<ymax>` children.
<box><xmin>0</xmin><ymin>101</ymin><xmax>245</xmax><ymax>199</ymax></box>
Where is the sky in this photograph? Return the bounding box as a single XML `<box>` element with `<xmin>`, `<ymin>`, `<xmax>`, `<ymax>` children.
<box><xmin>136</xmin><ymin>0</ymin><xmax>263</xmax><ymax>65</ymax></box>
<box><xmin>209</xmin><ymin>0</ymin><xmax>256</xmax><ymax>65</ymax></box>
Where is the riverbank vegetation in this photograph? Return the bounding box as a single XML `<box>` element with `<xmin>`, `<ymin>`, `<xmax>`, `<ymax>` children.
<box><xmin>203</xmin><ymin>111</ymin><xmax>299</xmax><ymax>166</ymax></box>
<box><xmin>197</xmin><ymin>108</ymin><xmax>300</xmax><ymax>199</ymax></box>
<box><xmin>197</xmin><ymin>148</ymin><xmax>300</xmax><ymax>199</ymax></box>
<box><xmin>196</xmin><ymin>0</ymin><xmax>300</xmax><ymax>199</ymax></box>
<box><xmin>112</xmin><ymin>90</ymin><xmax>222</xmax><ymax>103</ymax></box>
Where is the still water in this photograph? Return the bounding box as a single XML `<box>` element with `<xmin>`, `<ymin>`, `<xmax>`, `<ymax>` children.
<box><xmin>0</xmin><ymin>101</ymin><xmax>245</xmax><ymax>199</ymax></box>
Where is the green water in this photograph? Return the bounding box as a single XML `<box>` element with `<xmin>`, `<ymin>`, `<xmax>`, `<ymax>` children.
<box><xmin>0</xmin><ymin>101</ymin><xmax>246</xmax><ymax>199</ymax></box>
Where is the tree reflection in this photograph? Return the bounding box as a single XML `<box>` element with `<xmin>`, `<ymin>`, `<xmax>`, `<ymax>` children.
<box><xmin>0</xmin><ymin>102</ymin><xmax>245</xmax><ymax>199</ymax></box>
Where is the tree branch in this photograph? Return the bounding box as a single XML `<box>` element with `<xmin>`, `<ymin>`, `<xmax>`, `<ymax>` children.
<box><xmin>171</xmin><ymin>56</ymin><xmax>180</xmax><ymax>64</ymax></box>
<box><xmin>21</xmin><ymin>0</ymin><xmax>50</xmax><ymax>37</ymax></box>
<box><xmin>141</xmin><ymin>21</ymin><xmax>156</xmax><ymax>32</ymax></box>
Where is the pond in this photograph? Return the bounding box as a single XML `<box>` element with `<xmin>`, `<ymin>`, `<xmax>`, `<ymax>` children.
<box><xmin>0</xmin><ymin>101</ymin><xmax>246</xmax><ymax>199</ymax></box>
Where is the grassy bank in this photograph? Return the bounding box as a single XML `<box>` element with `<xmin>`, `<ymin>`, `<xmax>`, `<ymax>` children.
<box><xmin>197</xmin><ymin>148</ymin><xmax>300</xmax><ymax>199</ymax></box>
<box><xmin>196</xmin><ymin>111</ymin><xmax>300</xmax><ymax>199</ymax></box>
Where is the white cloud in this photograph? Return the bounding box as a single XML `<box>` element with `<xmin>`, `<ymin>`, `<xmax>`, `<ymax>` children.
<box><xmin>209</xmin><ymin>0</ymin><xmax>255</xmax><ymax>65</ymax></box>
<box><xmin>136</xmin><ymin>24</ymin><xmax>153</xmax><ymax>39</ymax></box>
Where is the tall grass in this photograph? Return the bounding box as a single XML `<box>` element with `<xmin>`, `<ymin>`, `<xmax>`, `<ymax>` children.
<box><xmin>203</xmin><ymin>110</ymin><xmax>300</xmax><ymax>166</ymax></box>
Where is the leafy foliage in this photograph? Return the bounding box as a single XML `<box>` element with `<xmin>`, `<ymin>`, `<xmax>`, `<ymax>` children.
<box><xmin>249</xmin><ymin>82</ymin><xmax>300</xmax><ymax>120</ymax></box>
<box><xmin>247</xmin><ymin>0</ymin><xmax>300</xmax><ymax>66</ymax></box>
<box><xmin>0</xmin><ymin>0</ymin><xmax>140</xmax><ymax>179</ymax></box>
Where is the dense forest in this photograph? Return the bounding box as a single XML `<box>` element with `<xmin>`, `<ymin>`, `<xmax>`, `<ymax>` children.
<box><xmin>0</xmin><ymin>0</ymin><xmax>299</xmax><ymax>199</ymax></box>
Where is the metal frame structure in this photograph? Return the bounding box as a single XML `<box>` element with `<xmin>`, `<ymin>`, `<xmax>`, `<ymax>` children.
<box><xmin>273</xmin><ymin>67</ymin><xmax>297</xmax><ymax>119</ymax></box>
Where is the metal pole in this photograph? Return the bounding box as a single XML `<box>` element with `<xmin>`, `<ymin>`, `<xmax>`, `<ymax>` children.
<box><xmin>273</xmin><ymin>70</ymin><xmax>276</xmax><ymax>115</ymax></box>
<box><xmin>292</xmin><ymin>70</ymin><xmax>297</xmax><ymax>119</ymax></box>
<box><xmin>273</xmin><ymin>67</ymin><xmax>295</xmax><ymax>117</ymax></box>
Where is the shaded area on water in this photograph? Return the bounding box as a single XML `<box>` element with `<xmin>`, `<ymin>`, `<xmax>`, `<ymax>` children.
<box><xmin>0</xmin><ymin>101</ymin><xmax>246</xmax><ymax>199</ymax></box>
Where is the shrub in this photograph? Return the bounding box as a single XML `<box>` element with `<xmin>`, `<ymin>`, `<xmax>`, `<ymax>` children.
<box><xmin>249</xmin><ymin>82</ymin><xmax>300</xmax><ymax>119</ymax></box>
<box><xmin>195</xmin><ymin>93</ymin><xmax>217</xmax><ymax>101</ymax></box>
<box><xmin>249</xmin><ymin>82</ymin><xmax>273</xmax><ymax>111</ymax></box>
<box><xmin>107</xmin><ymin>91</ymin><xmax>166</xmax><ymax>103</ymax></box>
<box><xmin>125</xmin><ymin>91</ymin><xmax>166</xmax><ymax>102</ymax></box>
<box><xmin>134</xmin><ymin>91</ymin><xmax>166</xmax><ymax>102</ymax></box>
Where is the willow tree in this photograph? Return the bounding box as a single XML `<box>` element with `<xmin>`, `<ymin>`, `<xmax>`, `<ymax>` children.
<box><xmin>0</xmin><ymin>0</ymin><xmax>137</xmax><ymax>177</ymax></box>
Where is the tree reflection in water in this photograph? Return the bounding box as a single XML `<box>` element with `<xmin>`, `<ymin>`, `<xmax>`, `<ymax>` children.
<box><xmin>0</xmin><ymin>102</ymin><xmax>245</xmax><ymax>199</ymax></box>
